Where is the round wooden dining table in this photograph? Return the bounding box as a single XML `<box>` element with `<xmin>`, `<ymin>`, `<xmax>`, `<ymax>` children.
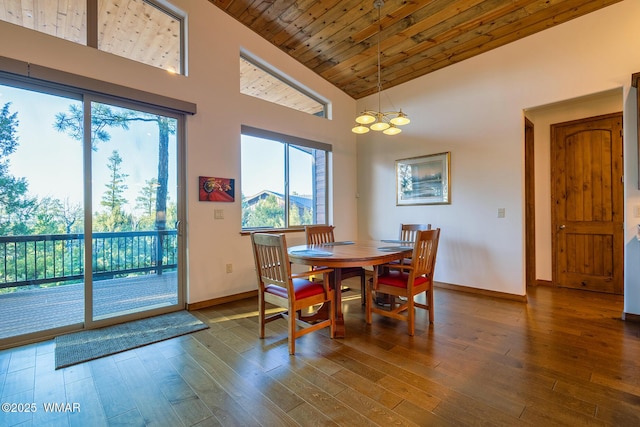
<box><xmin>288</xmin><ymin>240</ymin><xmax>413</xmax><ymax>337</ymax></box>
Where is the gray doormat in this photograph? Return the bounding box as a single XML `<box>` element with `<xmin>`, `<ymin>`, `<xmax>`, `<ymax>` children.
<box><xmin>54</xmin><ymin>311</ymin><xmax>208</xmax><ymax>369</ymax></box>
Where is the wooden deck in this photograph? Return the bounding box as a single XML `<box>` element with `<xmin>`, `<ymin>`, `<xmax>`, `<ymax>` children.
<box><xmin>0</xmin><ymin>272</ymin><xmax>178</xmax><ymax>340</ymax></box>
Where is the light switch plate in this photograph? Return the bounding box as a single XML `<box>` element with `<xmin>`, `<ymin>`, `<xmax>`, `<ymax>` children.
<box><xmin>214</xmin><ymin>209</ymin><xmax>224</xmax><ymax>220</ymax></box>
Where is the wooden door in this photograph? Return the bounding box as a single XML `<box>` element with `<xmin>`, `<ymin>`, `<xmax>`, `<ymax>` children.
<box><xmin>551</xmin><ymin>113</ymin><xmax>623</xmax><ymax>294</ymax></box>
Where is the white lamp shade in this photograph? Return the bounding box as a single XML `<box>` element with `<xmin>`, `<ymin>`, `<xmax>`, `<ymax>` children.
<box><xmin>370</xmin><ymin>121</ymin><xmax>390</xmax><ymax>131</ymax></box>
<box><xmin>352</xmin><ymin>124</ymin><xmax>370</xmax><ymax>134</ymax></box>
<box><xmin>356</xmin><ymin>113</ymin><xmax>376</xmax><ymax>124</ymax></box>
<box><xmin>383</xmin><ymin>126</ymin><xmax>401</xmax><ymax>135</ymax></box>
<box><xmin>390</xmin><ymin>114</ymin><xmax>410</xmax><ymax>126</ymax></box>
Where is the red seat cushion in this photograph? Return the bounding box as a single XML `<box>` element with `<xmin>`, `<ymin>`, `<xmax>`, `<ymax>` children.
<box><xmin>265</xmin><ymin>278</ymin><xmax>326</xmax><ymax>299</ymax></box>
<box><xmin>378</xmin><ymin>270</ymin><xmax>428</xmax><ymax>288</ymax></box>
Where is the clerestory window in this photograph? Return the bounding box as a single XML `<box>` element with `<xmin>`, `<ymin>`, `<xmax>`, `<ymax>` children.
<box><xmin>0</xmin><ymin>0</ymin><xmax>185</xmax><ymax>74</ymax></box>
<box><xmin>240</xmin><ymin>54</ymin><xmax>327</xmax><ymax>118</ymax></box>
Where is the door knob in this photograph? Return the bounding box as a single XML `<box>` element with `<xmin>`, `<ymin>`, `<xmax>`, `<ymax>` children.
<box><xmin>559</xmin><ymin>225</ymin><xmax>566</xmax><ymax>230</ymax></box>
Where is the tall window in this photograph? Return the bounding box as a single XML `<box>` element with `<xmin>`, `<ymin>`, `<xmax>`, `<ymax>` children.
<box><xmin>241</xmin><ymin>126</ymin><xmax>329</xmax><ymax>230</ymax></box>
<box><xmin>0</xmin><ymin>0</ymin><xmax>184</xmax><ymax>74</ymax></box>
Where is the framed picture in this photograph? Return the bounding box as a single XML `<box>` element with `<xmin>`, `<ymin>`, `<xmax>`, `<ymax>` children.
<box><xmin>396</xmin><ymin>152</ymin><xmax>451</xmax><ymax>205</ymax></box>
<box><xmin>199</xmin><ymin>176</ymin><xmax>235</xmax><ymax>202</ymax></box>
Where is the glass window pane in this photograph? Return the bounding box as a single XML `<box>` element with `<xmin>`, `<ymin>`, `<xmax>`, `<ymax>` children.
<box><xmin>288</xmin><ymin>145</ymin><xmax>314</xmax><ymax>226</ymax></box>
<box><xmin>241</xmin><ymin>131</ymin><xmax>327</xmax><ymax>230</ymax></box>
<box><xmin>98</xmin><ymin>0</ymin><xmax>182</xmax><ymax>73</ymax></box>
<box><xmin>89</xmin><ymin>101</ymin><xmax>179</xmax><ymax>320</ymax></box>
<box><xmin>240</xmin><ymin>56</ymin><xmax>326</xmax><ymax>117</ymax></box>
<box><xmin>0</xmin><ymin>0</ymin><xmax>87</xmax><ymax>44</ymax></box>
<box><xmin>241</xmin><ymin>135</ymin><xmax>285</xmax><ymax>229</ymax></box>
<box><xmin>0</xmin><ymin>83</ymin><xmax>84</xmax><ymax>339</ymax></box>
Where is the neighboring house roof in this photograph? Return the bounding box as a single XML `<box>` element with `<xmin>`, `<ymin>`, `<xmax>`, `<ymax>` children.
<box><xmin>244</xmin><ymin>190</ymin><xmax>312</xmax><ymax>210</ymax></box>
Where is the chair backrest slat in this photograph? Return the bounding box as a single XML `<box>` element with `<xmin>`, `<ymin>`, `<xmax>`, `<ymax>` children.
<box><xmin>305</xmin><ymin>225</ymin><xmax>335</xmax><ymax>245</ymax></box>
<box><xmin>400</xmin><ymin>223</ymin><xmax>432</xmax><ymax>242</ymax></box>
<box><xmin>251</xmin><ymin>232</ymin><xmax>291</xmax><ymax>292</ymax></box>
<box><xmin>411</xmin><ymin>229</ymin><xmax>440</xmax><ymax>279</ymax></box>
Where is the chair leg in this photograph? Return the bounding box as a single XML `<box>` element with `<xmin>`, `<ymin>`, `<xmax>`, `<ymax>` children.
<box><xmin>360</xmin><ymin>272</ymin><xmax>366</xmax><ymax>305</ymax></box>
<box><xmin>329</xmin><ymin>293</ymin><xmax>336</xmax><ymax>338</ymax></box>
<box><xmin>427</xmin><ymin>288</ymin><xmax>434</xmax><ymax>324</ymax></box>
<box><xmin>288</xmin><ymin>310</ymin><xmax>297</xmax><ymax>355</ymax></box>
<box><xmin>258</xmin><ymin>294</ymin><xmax>266</xmax><ymax>339</ymax></box>
<box><xmin>366</xmin><ymin>278</ymin><xmax>373</xmax><ymax>324</ymax></box>
<box><xmin>407</xmin><ymin>295</ymin><xmax>415</xmax><ymax>336</ymax></box>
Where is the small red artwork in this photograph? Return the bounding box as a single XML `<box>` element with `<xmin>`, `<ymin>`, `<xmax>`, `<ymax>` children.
<box><xmin>199</xmin><ymin>176</ymin><xmax>234</xmax><ymax>202</ymax></box>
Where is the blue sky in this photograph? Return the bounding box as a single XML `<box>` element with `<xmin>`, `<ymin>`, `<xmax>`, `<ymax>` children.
<box><xmin>241</xmin><ymin>134</ymin><xmax>313</xmax><ymax>198</ymax></box>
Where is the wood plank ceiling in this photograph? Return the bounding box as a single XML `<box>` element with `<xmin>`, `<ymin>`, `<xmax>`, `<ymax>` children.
<box><xmin>211</xmin><ymin>0</ymin><xmax>624</xmax><ymax>100</ymax></box>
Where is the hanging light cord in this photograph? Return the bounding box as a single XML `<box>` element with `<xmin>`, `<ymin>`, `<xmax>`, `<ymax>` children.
<box><xmin>376</xmin><ymin>1</ymin><xmax>382</xmax><ymax>114</ymax></box>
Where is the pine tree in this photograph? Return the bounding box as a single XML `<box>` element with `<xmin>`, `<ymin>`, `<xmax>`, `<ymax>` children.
<box><xmin>0</xmin><ymin>102</ymin><xmax>36</xmax><ymax>235</ymax></box>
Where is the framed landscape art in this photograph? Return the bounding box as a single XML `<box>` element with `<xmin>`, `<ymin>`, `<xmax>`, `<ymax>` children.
<box><xmin>396</xmin><ymin>152</ymin><xmax>451</xmax><ymax>206</ymax></box>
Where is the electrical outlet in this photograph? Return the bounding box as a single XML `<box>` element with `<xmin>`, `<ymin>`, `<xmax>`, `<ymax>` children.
<box><xmin>497</xmin><ymin>208</ymin><xmax>506</xmax><ymax>218</ymax></box>
<box><xmin>226</xmin><ymin>263</ymin><xmax>233</xmax><ymax>273</ymax></box>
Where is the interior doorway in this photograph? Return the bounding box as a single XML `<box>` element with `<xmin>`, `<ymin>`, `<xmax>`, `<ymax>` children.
<box><xmin>524</xmin><ymin>89</ymin><xmax>623</xmax><ymax>293</ymax></box>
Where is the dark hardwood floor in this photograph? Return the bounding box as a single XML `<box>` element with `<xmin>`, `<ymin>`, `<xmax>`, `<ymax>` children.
<box><xmin>1</xmin><ymin>280</ymin><xmax>639</xmax><ymax>426</ymax></box>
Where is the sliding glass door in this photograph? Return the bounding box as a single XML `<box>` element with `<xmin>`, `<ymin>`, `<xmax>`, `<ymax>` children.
<box><xmin>0</xmin><ymin>81</ymin><xmax>183</xmax><ymax>344</ymax></box>
<box><xmin>88</xmin><ymin>100</ymin><xmax>180</xmax><ymax>321</ymax></box>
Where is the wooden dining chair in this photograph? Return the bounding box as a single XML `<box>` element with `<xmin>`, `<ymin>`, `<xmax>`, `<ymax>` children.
<box><xmin>251</xmin><ymin>232</ymin><xmax>335</xmax><ymax>355</ymax></box>
<box><xmin>375</xmin><ymin>223</ymin><xmax>432</xmax><ymax>305</ymax></box>
<box><xmin>366</xmin><ymin>228</ymin><xmax>440</xmax><ymax>336</ymax></box>
<box><xmin>400</xmin><ymin>223</ymin><xmax>432</xmax><ymax>242</ymax></box>
<box><xmin>394</xmin><ymin>223</ymin><xmax>432</xmax><ymax>265</ymax></box>
<box><xmin>305</xmin><ymin>225</ymin><xmax>367</xmax><ymax>303</ymax></box>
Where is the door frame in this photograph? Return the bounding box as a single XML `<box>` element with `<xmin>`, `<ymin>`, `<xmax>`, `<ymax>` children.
<box><xmin>524</xmin><ymin>117</ymin><xmax>536</xmax><ymax>287</ymax></box>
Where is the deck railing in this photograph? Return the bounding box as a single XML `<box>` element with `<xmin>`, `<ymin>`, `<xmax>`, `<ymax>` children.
<box><xmin>0</xmin><ymin>230</ymin><xmax>177</xmax><ymax>289</ymax></box>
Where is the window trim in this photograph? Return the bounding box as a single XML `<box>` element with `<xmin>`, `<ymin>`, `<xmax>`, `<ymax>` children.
<box><xmin>241</xmin><ymin>126</ymin><xmax>330</xmax><ymax>232</ymax></box>
<box><xmin>241</xmin><ymin>126</ymin><xmax>331</xmax><ymax>152</ymax></box>
<box><xmin>0</xmin><ymin>56</ymin><xmax>196</xmax><ymax>115</ymax></box>
<box><xmin>240</xmin><ymin>52</ymin><xmax>328</xmax><ymax>118</ymax></box>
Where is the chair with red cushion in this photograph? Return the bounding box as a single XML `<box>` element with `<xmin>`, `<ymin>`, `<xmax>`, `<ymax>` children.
<box><xmin>305</xmin><ymin>225</ymin><xmax>367</xmax><ymax>303</ymax></box>
<box><xmin>366</xmin><ymin>228</ymin><xmax>440</xmax><ymax>336</ymax></box>
<box><xmin>251</xmin><ymin>232</ymin><xmax>335</xmax><ymax>355</ymax></box>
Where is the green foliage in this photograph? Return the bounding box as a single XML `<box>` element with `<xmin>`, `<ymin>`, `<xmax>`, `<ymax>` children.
<box><xmin>242</xmin><ymin>193</ymin><xmax>313</xmax><ymax>228</ymax></box>
<box><xmin>101</xmin><ymin>150</ymin><xmax>129</xmax><ymax>211</ymax></box>
<box><xmin>0</xmin><ymin>102</ymin><xmax>37</xmax><ymax>235</ymax></box>
<box><xmin>243</xmin><ymin>194</ymin><xmax>285</xmax><ymax>228</ymax></box>
<box><xmin>135</xmin><ymin>178</ymin><xmax>158</xmax><ymax>230</ymax></box>
<box><xmin>32</xmin><ymin>197</ymin><xmax>65</xmax><ymax>234</ymax></box>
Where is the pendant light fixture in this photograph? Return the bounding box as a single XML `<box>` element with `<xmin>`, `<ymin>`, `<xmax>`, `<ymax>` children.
<box><xmin>352</xmin><ymin>0</ymin><xmax>410</xmax><ymax>135</ymax></box>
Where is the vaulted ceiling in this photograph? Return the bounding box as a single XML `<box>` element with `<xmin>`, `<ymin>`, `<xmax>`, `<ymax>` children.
<box><xmin>210</xmin><ymin>0</ymin><xmax>624</xmax><ymax>99</ymax></box>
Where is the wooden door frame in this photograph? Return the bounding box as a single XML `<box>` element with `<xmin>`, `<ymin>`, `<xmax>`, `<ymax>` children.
<box><xmin>524</xmin><ymin>117</ymin><xmax>536</xmax><ymax>288</ymax></box>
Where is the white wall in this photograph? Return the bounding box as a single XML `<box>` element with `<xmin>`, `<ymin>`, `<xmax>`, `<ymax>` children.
<box><xmin>356</xmin><ymin>0</ymin><xmax>640</xmax><ymax>314</ymax></box>
<box><xmin>0</xmin><ymin>1</ymin><xmax>358</xmax><ymax>304</ymax></box>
